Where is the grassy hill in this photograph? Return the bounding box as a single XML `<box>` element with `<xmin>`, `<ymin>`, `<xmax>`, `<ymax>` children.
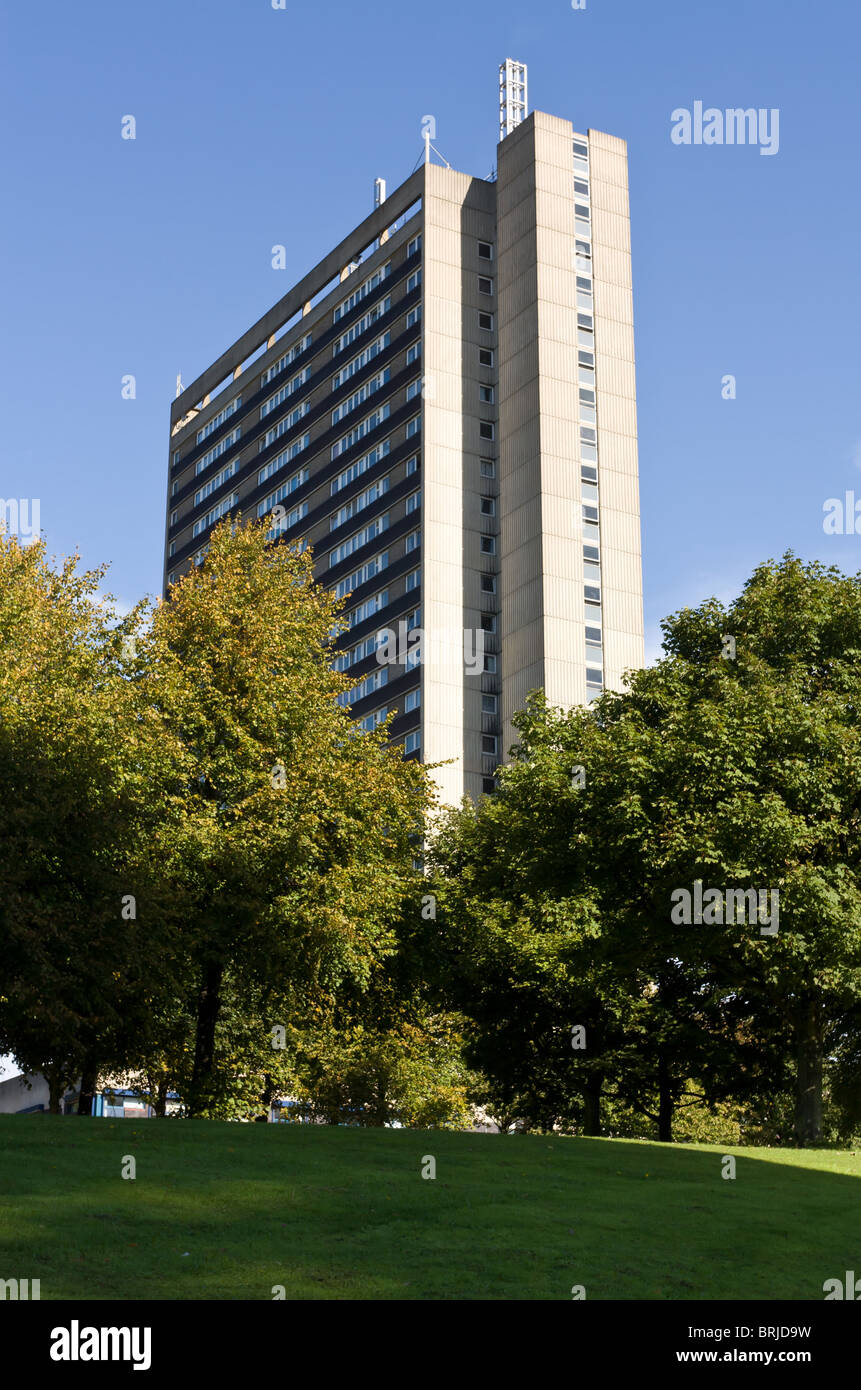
<box><xmin>0</xmin><ymin>1117</ymin><xmax>858</xmax><ymax>1300</ymax></box>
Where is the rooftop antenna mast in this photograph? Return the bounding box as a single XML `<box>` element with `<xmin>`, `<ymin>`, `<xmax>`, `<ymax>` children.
<box><xmin>499</xmin><ymin>58</ymin><xmax>528</xmax><ymax>141</ymax></box>
<box><xmin>420</xmin><ymin>117</ymin><xmax>451</xmax><ymax>169</ymax></box>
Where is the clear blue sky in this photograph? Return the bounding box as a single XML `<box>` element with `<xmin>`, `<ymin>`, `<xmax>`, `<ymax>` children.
<box><xmin>1</xmin><ymin>0</ymin><xmax>859</xmax><ymax>659</ymax></box>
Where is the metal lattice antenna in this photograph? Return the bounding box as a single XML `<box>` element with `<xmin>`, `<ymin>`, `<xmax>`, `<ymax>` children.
<box><xmin>499</xmin><ymin>58</ymin><xmax>528</xmax><ymax>141</ymax></box>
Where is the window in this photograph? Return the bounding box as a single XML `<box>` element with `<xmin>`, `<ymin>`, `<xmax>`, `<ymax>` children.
<box><xmin>266</xmin><ymin>500</ymin><xmax>308</xmax><ymax>539</ymax></box>
<box><xmin>407</xmin><ymin>233</ymin><xmax>421</xmax><ymax>256</ymax></box>
<box><xmin>480</xmin><ymin>574</ymin><xmax>497</xmax><ymax>593</ymax></box>
<box><xmin>261</xmin><ymin>369</ymin><xmax>311</xmax><ymax>418</ymax></box>
<box><xmin>404</xmin><ymin>731</ymin><xmax>421</xmax><ymax>754</ymax></box>
<box><xmin>344</xmin><ymin>588</ymin><xmax>388</xmax><ymax>629</ymax></box>
<box><xmin>406</xmin><ymin>341</ymin><xmax>421</xmax><ymax>365</ymax></box>
<box><xmin>405</xmin><ymin>490</ymin><xmax>421</xmax><ymax>514</ymax></box>
<box><xmin>334</xmin><ymin>550</ymin><xmax>390</xmax><ymax>599</ymax></box>
<box><xmin>479</xmin><ymin>421</ymin><xmax>495</xmax><ymax>440</ymax></box>
<box><xmin>578</xmin><ymin>350</ymin><xmax>595</xmax><ymax>369</ymax></box>
<box><xmin>478</xmin><ymin>241</ymin><xmax>493</xmax><ymax>260</ymax></box>
<box><xmin>482</xmin><ymin>776</ymin><xmax>496</xmax><ymax>793</ymax></box>
<box><xmin>257</xmin><ymin>467</ymin><xmax>310</xmax><ymax>517</ymax></box>
<box><xmin>359</xmin><ymin>707</ymin><xmax>389</xmax><ymax>732</ymax></box>
<box><xmin>581</xmin><ymin>464</ymin><xmax>598</xmax><ymax>483</ymax></box>
<box><xmin>583</xmin><ymin>544</ymin><xmax>600</xmax><ymax>563</ymax></box>
<box><xmin>480</xmin><ymin>457</ymin><xmax>496</xmax><ymax>478</ymax></box>
<box><xmin>194</xmin><ymin>457</ymin><xmax>240</xmax><ymax>507</ymax></box>
<box><xmin>331</xmin><ymin>334</ymin><xmax>391</xmax><ymax>390</ymax></box>
<box><xmin>330</xmin><ymin>438</ymin><xmax>391</xmax><ymax>495</ymax></box>
<box><xmin>405</xmin><ymin>415</ymin><xmax>421</xmax><ymax>438</ymax></box>
<box><xmin>484</xmin><ymin>653</ymin><xmax>497</xmax><ymax>673</ymax></box>
<box><xmin>482</xmin><ymin>735</ymin><xmax>498</xmax><ymax>755</ymax></box>
<box><xmin>258</xmin><ymin>437</ymin><xmax>310</xmax><ymax>487</ymax></box>
<box><xmin>404</xmin><ymin>688</ymin><xmax>421</xmax><ymax>712</ymax></box>
<box><xmin>334</xmin><ymin>262</ymin><xmax>391</xmax><ymax>323</ymax></box>
<box><xmin>478</xmin><ymin>276</ymin><xmax>493</xmax><ymax>295</ymax></box>
<box><xmin>333</xmin><ymin>631</ymin><xmax>388</xmax><ymax>672</ymax></box>
<box><xmin>405</xmin><ymin>529</ymin><xmax>420</xmax><ymax>553</ymax></box>
<box><xmin>573</xmin><ymin>140</ymin><xmax>589</xmax><ymax>160</ymax></box>
<box><xmin>582</xmin><ymin>482</ymin><xmax>599</xmax><ymax>504</ymax></box>
<box><xmin>331</xmin><ymin>403</ymin><xmax>392</xmax><ymax>460</ymax></box>
<box><xmin>480</xmin><ymin>496</ymin><xmax>496</xmax><ymax>516</ymax></box>
<box><xmin>480</xmin><ymin>535</ymin><xmax>496</xmax><ymax>555</ymax></box>
<box><xmin>330</xmin><ymin>476</ymin><xmax>390</xmax><ymax>531</ymax></box>
<box><xmin>574</xmin><ymin>179</ymin><xmax>589</xmax><ymax>197</ymax></box>
<box><xmin>479</xmin><ymin>348</ymin><xmax>494</xmax><ymax>367</ymax></box>
<box><xmin>331</xmin><ymin>370</ymin><xmax>391</xmax><ymax>426</ymax></box>
<box><xmin>337</xmin><ymin>668</ymin><xmax>388</xmax><ymax>707</ymax></box>
<box><xmin>577</xmin><ymin>313</ymin><xmax>593</xmax><ymax>331</ymax></box>
<box><xmin>584</xmin><ymin>560</ymin><xmax>601</xmax><ymax>583</ymax></box>
<box><xmin>405</xmin><ymin>454</ymin><xmax>418</xmax><ymax>476</ymax></box>
<box><xmin>329</xmin><ymin>513</ymin><xmax>390</xmax><ymax>569</ymax></box>
<box><xmin>406</xmin><ymin>304</ymin><xmax>422</xmax><ymax>328</ymax></box>
<box><xmin>481</xmin><ymin>693</ymin><xmax>498</xmax><ymax>714</ymax></box>
<box><xmin>479</xmin><ymin>311</ymin><xmax>494</xmax><ymax>331</ymax></box>
<box><xmin>580</xmin><ymin>389</ymin><xmax>596</xmax><ymax>408</ymax></box>
<box><xmin>195</xmin><ymin>427</ymin><xmax>241</xmax><ymax>477</ymax></box>
<box><xmin>193</xmin><ymin>491</ymin><xmax>239</xmax><ymax>538</ymax></box>
<box><xmin>578</xmin><ymin>327</ymin><xmax>594</xmax><ymax>350</ymax></box>
<box><xmin>407</xmin><ymin>269</ymin><xmax>422</xmax><ymax>293</ymax></box>
<box><xmin>261</xmin><ymin>334</ymin><xmax>311</xmax><ymax>386</ymax></box>
<box><xmin>168</xmin><ymin>540</ymin><xmax>176</xmax><ymax>557</ymax></box>
<box><xmin>171</xmin><ymin>479</ymin><xmax>180</xmax><ymax>497</ymax></box>
<box><xmin>581</xmin><ymin>426</ymin><xmax>597</xmax><ymax>445</ymax></box>
<box><xmin>575</xmin><ymin>204</ymin><xmax>590</xmax><ymax>222</ymax></box>
<box><xmin>334</xmin><ymin>298</ymin><xmax>391</xmax><ymax>355</ymax></box>
<box><xmin>170</xmin><ymin>510</ymin><xmax>177</xmax><ymax>526</ymax></box>
<box><xmin>405</xmin><ymin>568</ymin><xmax>420</xmax><ymax>592</ymax></box>
<box><xmin>586</xmin><ymin>668</ymin><xmax>603</xmax><ymax>687</ymax></box>
<box><xmin>575</xmin><ymin>239</ymin><xmax>591</xmax><ymax>260</ymax></box>
<box><xmin>263</xmin><ymin>400</ymin><xmax>310</xmax><ymax>448</ymax></box>
<box><xmin>479</xmin><ymin>385</ymin><xmax>494</xmax><ymax>404</ymax></box>
<box><xmin>585</xmin><ymin>584</ymin><xmax>601</xmax><ymax>603</ymax></box>
<box><xmin>480</xmin><ymin>614</ymin><xmax>497</xmax><ymax>633</ymax></box>
<box><xmin>406</xmin><ymin>377</ymin><xmax>422</xmax><ymax>400</ymax></box>
<box><xmin>585</xmin><ymin>625</ymin><xmax>602</xmax><ymax>644</ymax></box>
<box><xmin>197</xmin><ymin>394</ymin><xmax>242</xmax><ymax>444</ymax></box>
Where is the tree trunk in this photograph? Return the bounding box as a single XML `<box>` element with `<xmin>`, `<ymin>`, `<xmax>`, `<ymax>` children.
<box><xmin>154</xmin><ymin>1076</ymin><xmax>169</xmax><ymax>1118</ymax></box>
<box><xmin>77</xmin><ymin>1057</ymin><xmax>99</xmax><ymax>1116</ymax></box>
<box><xmin>47</xmin><ymin>1067</ymin><xmax>65</xmax><ymax>1115</ymax></box>
<box><xmin>794</xmin><ymin>996</ymin><xmax>823</xmax><ymax>1146</ymax></box>
<box><xmin>255</xmin><ymin>1073</ymin><xmax>274</xmax><ymax>1123</ymax></box>
<box><xmin>188</xmin><ymin>960</ymin><xmax>224</xmax><ymax>1117</ymax></box>
<box><xmin>657</xmin><ymin>1051</ymin><xmax>674</xmax><ymax>1142</ymax></box>
<box><xmin>582</xmin><ymin>1077</ymin><xmax>602</xmax><ymax>1136</ymax></box>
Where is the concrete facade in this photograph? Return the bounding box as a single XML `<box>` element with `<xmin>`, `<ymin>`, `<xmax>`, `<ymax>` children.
<box><xmin>164</xmin><ymin>111</ymin><xmax>644</xmax><ymax>805</ymax></box>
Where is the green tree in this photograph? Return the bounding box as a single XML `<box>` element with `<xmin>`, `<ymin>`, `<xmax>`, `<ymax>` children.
<box><xmin>141</xmin><ymin>517</ymin><xmax>431</xmax><ymax>1117</ymax></box>
<box><xmin>430</xmin><ymin>555</ymin><xmax>861</xmax><ymax>1145</ymax></box>
<box><xmin>0</xmin><ymin>535</ymin><xmax>177</xmax><ymax>1110</ymax></box>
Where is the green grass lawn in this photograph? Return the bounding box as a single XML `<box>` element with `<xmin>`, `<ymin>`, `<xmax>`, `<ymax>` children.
<box><xmin>0</xmin><ymin>1116</ymin><xmax>858</xmax><ymax>1300</ymax></box>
